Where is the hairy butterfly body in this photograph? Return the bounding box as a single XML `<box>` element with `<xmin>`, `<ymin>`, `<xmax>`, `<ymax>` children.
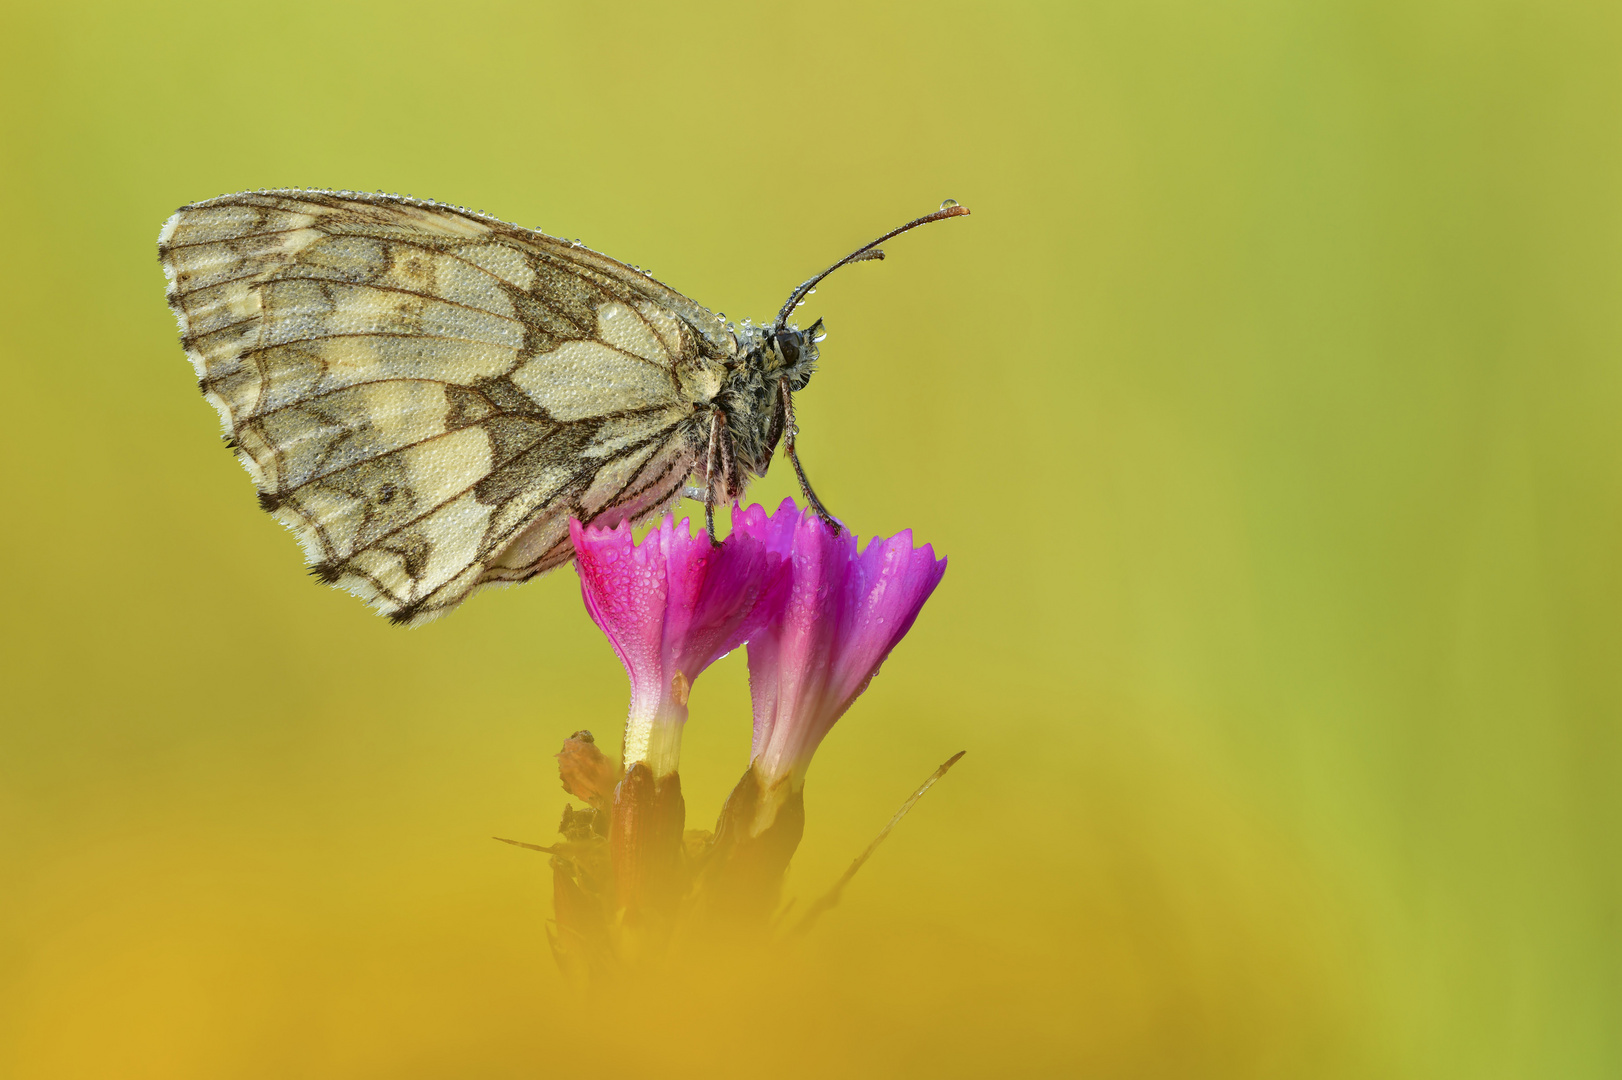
<box><xmin>158</xmin><ymin>189</ymin><xmax>968</xmax><ymax>625</ymax></box>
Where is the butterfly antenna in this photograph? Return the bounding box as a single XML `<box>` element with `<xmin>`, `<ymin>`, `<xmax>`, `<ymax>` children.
<box><xmin>773</xmin><ymin>202</ymin><xmax>971</xmax><ymax>331</ymax></box>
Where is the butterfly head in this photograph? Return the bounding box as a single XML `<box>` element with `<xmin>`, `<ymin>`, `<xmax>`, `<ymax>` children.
<box><xmin>769</xmin><ymin>317</ymin><xmax>823</xmax><ymax>392</ymax></box>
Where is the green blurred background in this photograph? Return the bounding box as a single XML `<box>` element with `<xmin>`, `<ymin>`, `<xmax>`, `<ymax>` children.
<box><xmin>2</xmin><ymin>1</ymin><xmax>1618</xmax><ymax>1076</ymax></box>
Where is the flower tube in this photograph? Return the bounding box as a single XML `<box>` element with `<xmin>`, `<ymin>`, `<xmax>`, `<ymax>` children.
<box><xmin>742</xmin><ymin>500</ymin><xmax>948</xmax><ymax>795</ymax></box>
<box><xmin>570</xmin><ymin>514</ymin><xmax>787</xmax><ymax>778</ymax></box>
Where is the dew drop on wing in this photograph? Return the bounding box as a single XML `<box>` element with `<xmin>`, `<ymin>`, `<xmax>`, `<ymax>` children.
<box><xmin>940</xmin><ymin>198</ymin><xmax>959</xmax><ymax>209</ymax></box>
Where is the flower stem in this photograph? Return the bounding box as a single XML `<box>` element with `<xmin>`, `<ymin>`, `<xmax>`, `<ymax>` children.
<box><xmin>622</xmin><ymin>690</ymin><xmax>688</xmax><ymax>779</ymax></box>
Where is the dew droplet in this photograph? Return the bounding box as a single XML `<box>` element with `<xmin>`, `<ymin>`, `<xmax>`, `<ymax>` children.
<box><xmin>940</xmin><ymin>198</ymin><xmax>959</xmax><ymax>210</ymax></box>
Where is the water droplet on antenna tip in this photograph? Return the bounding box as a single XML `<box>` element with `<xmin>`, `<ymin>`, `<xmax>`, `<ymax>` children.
<box><xmin>940</xmin><ymin>198</ymin><xmax>959</xmax><ymax>210</ymax></box>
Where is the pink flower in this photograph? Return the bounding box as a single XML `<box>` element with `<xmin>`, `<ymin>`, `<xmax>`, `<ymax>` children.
<box><xmin>736</xmin><ymin>500</ymin><xmax>948</xmax><ymax>792</ymax></box>
<box><xmin>570</xmin><ymin>515</ymin><xmax>787</xmax><ymax>778</ymax></box>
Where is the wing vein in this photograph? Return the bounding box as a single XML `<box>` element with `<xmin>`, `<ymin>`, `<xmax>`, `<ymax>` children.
<box><xmin>241</xmin><ymin>376</ymin><xmax>682</xmax><ymax>425</ymax></box>
<box><xmin>160</xmin><ymin>224</ymin><xmax>318</xmax><ymax>251</ymax></box>
<box><xmin>281</xmin><ymin>278</ymin><xmax>526</xmax><ymax>324</ymax></box>
<box><xmin>240</xmin><ymin>331</ymin><xmax>515</xmax><ymax>356</ymax></box>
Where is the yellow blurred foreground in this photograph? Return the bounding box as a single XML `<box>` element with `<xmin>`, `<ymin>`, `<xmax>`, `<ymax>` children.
<box><xmin>2</xmin><ymin>1</ymin><xmax>1618</xmax><ymax>1077</ymax></box>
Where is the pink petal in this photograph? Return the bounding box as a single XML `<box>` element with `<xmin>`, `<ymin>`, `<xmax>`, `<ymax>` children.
<box><xmin>735</xmin><ymin>502</ymin><xmax>947</xmax><ymax>786</ymax></box>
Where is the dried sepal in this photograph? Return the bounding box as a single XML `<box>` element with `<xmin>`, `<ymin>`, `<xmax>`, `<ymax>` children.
<box><xmin>556</xmin><ymin>729</ymin><xmax>616</xmax><ymax>811</ymax></box>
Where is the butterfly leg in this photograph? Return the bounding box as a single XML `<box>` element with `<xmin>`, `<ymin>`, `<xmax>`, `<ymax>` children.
<box><xmin>703</xmin><ymin>407</ymin><xmax>726</xmax><ymax>545</ymax></box>
<box><xmin>781</xmin><ymin>382</ymin><xmax>840</xmax><ymax>532</ymax></box>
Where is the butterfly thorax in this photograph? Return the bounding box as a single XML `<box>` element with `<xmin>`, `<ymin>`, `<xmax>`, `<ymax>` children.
<box><xmin>715</xmin><ymin>319</ymin><xmax>820</xmax><ymax>483</ymax></box>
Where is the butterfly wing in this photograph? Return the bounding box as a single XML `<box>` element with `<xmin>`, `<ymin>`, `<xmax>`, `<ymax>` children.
<box><xmin>159</xmin><ymin>189</ymin><xmax>733</xmax><ymax>625</ymax></box>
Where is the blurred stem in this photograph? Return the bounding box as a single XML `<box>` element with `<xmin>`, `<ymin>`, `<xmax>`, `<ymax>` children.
<box><xmin>793</xmin><ymin>751</ymin><xmax>965</xmax><ymax>936</ymax></box>
<box><xmin>699</xmin><ymin>765</ymin><xmax>806</xmax><ymax>928</ymax></box>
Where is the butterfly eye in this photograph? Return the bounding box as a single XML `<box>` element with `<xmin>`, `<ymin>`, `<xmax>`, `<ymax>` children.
<box><xmin>775</xmin><ymin>329</ymin><xmax>801</xmax><ymax>366</ymax></box>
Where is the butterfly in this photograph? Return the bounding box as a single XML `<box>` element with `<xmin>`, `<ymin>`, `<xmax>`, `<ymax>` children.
<box><xmin>158</xmin><ymin>190</ymin><xmax>969</xmax><ymax>625</ymax></box>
